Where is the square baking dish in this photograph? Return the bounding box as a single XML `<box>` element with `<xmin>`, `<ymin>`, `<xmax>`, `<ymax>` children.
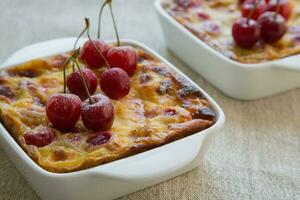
<box><xmin>155</xmin><ymin>0</ymin><xmax>300</xmax><ymax>100</ymax></box>
<box><xmin>0</xmin><ymin>37</ymin><xmax>225</xmax><ymax>200</ymax></box>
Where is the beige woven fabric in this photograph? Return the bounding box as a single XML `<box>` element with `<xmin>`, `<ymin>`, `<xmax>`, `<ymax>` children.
<box><xmin>0</xmin><ymin>0</ymin><xmax>299</xmax><ymax>199</ymax></box>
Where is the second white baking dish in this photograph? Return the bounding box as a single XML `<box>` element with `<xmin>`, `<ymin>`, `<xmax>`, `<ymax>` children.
<box><xmin>0</xmin><ymin>37</ymin><xmax>225</xmax><ymax>200</ymax></box>
<box><xmin>155</xmin><ymin>0</ymin><xmax>300</xmax><ymax>100</ymax></box>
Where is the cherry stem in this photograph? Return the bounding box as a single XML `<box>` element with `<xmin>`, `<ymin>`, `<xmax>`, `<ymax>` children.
<box><xmin>246</xmin><ymin>0</ymin><xmax>259</xmax><ymax>24</ymax></box>
<box><xmin>74</xmin><ymin>22</ymin><xmax>88</xmax><ymax>53</ymax></box>
<box><xmin>71</xmin><ymin>18</ymin><xmax>94</xmax><ymax>104</ymax></box>
<box><xmin>275</xmin><ymin>0</ymin><xmax>280</xmax><ymax>19</ymax></box>
<box><xmin>85</xmin><ymin>18</ymin><xmax>111</xmax><ymax>69</ymax></box>
<box><xmin>72</xmin><ymin>62</ymin><xmax>75</xmax><ymax>72</ymax></box>
<box><xmin>74</xmin><ymin>58</ymin><xmax>93</xmax><ymax>104</ymax></box>
<box><xmin>62</xmin><ymin>56</ymin><xmax>73</xmax><ymax>94</ymax></box>
<box><xmin>97</xmin><ymin>1</ymin><xmax>108</xmax><ymax>39</ymax></box>
<box><xmin>108</xmin><ymin>1</ymin><xmax>120</xmax><ymax>46</ymax></box>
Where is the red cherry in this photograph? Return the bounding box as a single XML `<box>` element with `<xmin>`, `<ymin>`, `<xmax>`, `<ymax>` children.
<box><xmin>177</xmin><ymin>0</ymin><xmax>202</xmax><ymax>8</ymax></box>
<box><xmin>107</xmin><ymin>46</ymin><xmax>137</xmax><ymax>76</ymax></box>
<box><xmin>258</xmin><ymin>12</ymin><xmax>287</xmax><ymax>43</ymax></box>
<box><xmin>80</xmin><ymin>39</ymin><xmax>110</xmax><ymax>69</ymax></box>
<box><xmin>81</xmin><ymin>94</ymin><xmax>114</xmax><ymax>131</ymax></box>
<box><xmin>67</xmin><ymin>68</ymin><xmax>98</xmax><ymax>100</ymax></box>
<box><xmin>196</xmin><ymin>11</ymin><xmax>210</xmax><ymax>20</ymax></box>
<box><xmin>24</xmin><ymin>127</ymin><xmax>55</xmax><ymax>147</ymax></box>
<box><xmin>240</xmin><ymin>0</ymin><xmax>269</xmax><ymax>4</ymax></box>
<box><xmin>87</xmin><ymin>132</ymin><xmax>112</xmax><ymax>146</ymax></box>
<box><xmin>267</xmin><ymin>0</ymin><xmax>293</xmax><ymax>20</ymax></box>
<box><xmin>100</xmin><ymin>68</ymin><xmax>131</xmax><ymax>100</ymax></box>
<box><xmin>46</xmin><ymin>93</ymin><xmax>81</xmax><ymax>130</ymax></box>
<box><xmin>232</xmin><ymin>18</ymin><xmax>261</xmax><ymax>48</ymax></box>
<box><xmin>242</xmin><ymin>0</ymin><xmax>267</xmax><ymax>20</ymax></box>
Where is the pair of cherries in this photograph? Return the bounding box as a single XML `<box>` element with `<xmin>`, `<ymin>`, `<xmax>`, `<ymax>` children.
<box><xmin>46</xmin><ymin>92</ymin><xmax>114</xmax><ymax>131</ymax></box>
<box><xmin>233</xmin><ymin>0</ymin><xmax>292</xmax><ymax>48</ymax></box>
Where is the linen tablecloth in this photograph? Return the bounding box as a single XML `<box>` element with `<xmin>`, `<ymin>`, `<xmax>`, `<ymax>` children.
<box><xmin>0</xmin><ymin>0</ymin><xmax>298</xmax><ymax>199</ymax></box>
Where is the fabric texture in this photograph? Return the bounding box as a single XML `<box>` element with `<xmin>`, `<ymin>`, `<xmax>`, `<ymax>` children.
<box><xmin>0</xmin><ymin>0</ymin><xmax>299</xmax><ymax>199</ymax></box>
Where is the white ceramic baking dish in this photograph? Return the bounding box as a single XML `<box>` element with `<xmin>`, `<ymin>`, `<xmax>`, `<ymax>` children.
<box><xmin>0</xmin><ymin>38</ymin><xmax>225</xmax><ymax>200</ymax></box>
<box><xmin>155</xmin><ymin>0</ymin><xmax>300</xmax><ymax>100</ymax></box>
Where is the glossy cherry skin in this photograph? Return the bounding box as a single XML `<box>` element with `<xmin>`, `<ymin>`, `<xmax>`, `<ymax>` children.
<box><xmin>177</xmin><ymin>0</ymin><xmax>202</xmax><ymax>8</ymax></box>
<box><xmin>24</xmin><ymin>127</ymin><xmax>55</xmax><ymax>147</ymax></box>
<box><xmin>80</xmin><ymin>39</ymin><xmax>110</xmax><ymax>69</ymax></box>
<box><xmin>87</xmin><ymin>132</ymin><xmax>112</xmax><ymax>146</ymax></box>
<box><xmin>81</xmin><ymin>94</ymin><xmax>115</xmax><ymax>131</ymax></box>
<box><xmin>67</xmin><ymin>68</ymin><xmax>98</xmax><ymax>100</ymax></box>
<box><xmin>46</xmin><ymin>93</ymin><xmax>82</xmax><ymax>130</ymax></box>
<box><xmin>232</xmin><ymin>18</ymin><xmax>260</xmax><ymax>49</ymax></box>
<box><xmin>258</xmin><ymin>12</ymin><xmax>287</xmax><ymax>43</ymax></box>
<box><xmin>267</xmin><ymin>0</ymin><xmax>293</xmax><ymax>20</ymax></box>
<box><xmin>100</xmin><ymin>68</ymin><xmax>131</xmax><ymax>100</ymax></box>
<box><xmin>107</xmin><ymin>46</ymin><xmax>137</xmax><ymax>76</ymax></box>
<box><xmin>242</xmin><ymin>0</ymin><xmax>267</xmax><ymax>20</ymax></box>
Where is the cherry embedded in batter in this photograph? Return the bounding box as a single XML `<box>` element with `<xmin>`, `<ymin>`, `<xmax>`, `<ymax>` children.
<box><xmin>81</xmin><ymin>94</ymin><xmax>115</xmax><ymax>131</ymax></box>
<box><xmin>240</xmin><ymin>0</ymin><xmax>270</xmax><ymax>5</ymax></box>
<box><xmin>87</xmin><ymin>132</ymin><xmax>112</xmax><ymax>146</ymax></box>
<box><xmin>107</xmin><ymin>46</ymin><xmax>137</xmax><ymax>76</ymax></box>
<box><xmin>46</xmin><ymin>93</ymin><xmax>82</xmax><ymax>130</ymax></box>
<box><xmin>164</xmin><ymin>108</ymin><xmax>177</xmax><ymax>116</ymax></box>
<box><xmin>196</xmin><ymin>11</ymin><xmax>210</xmax><ymax>20</ymax></box>
<box><xmin>100</xmin><ymin>68</ymin><xmax>131</xmax><ymax>100</ymax></box>
<box><xmin>258</xmin><ymin>11</ymin><xmax>287</xmax><ymax>43</ymax></box>
<box><xmin>177</xmin><ymin>0</ymin><xmax>202</xmax><ymax>8</ymax></box>
<box><xmin>242</xmin><ymin>0</ymin><xmax>267</xmax><ymax>20</ymax></box>
<box><xmin>24</xmin><ymin>127</ymin><xmax>55</xmax><ymax>147</ymax></box>
<box><xmin>267</xmin><ymin>0</ymin><xmax>293</xmax><ymax>20</ymax></box>
<box><xmin>67</xmin><ymin>68</ymin><xmax>98</xmax><ymax>100</ymax></box>
<box><xmin>80</xmin><ymin>39</ymin><xmax>110</xmax><ymax>69</ymax></box>
<box><xmin>232</xmin><ymin>18</ymin><xmax>260</xmax><ymax>48</ymax></box>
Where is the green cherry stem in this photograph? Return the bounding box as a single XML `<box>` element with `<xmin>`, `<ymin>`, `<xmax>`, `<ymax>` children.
<box><xmin>97</xmin><ymin>0</ymin><xmax>108</xmax><ymax>39</ymax></box>
<box><xmin>71</xmin><ymin>17</ymin><xmax>89</xmax><ymax>73</ymax></box>
<box><xmin>62</xmin><ymin>55</ymin><xmax>74</xmax><ymax>93</ymax></box>
<box><xmin>74</xmin><ymin>58</ymin><xmax>93</xmax><ymax>104</ymax></box>
<box><xmin>72</xmin><ymin>62</ymin><xmax>75</xmax><ymax>72</ymax></box>
<box><xmin>70</xmin><ymin>18</ymin><xmax>94</xmax><ymax>104</ymax></box>
<box><xmin>74</xmin><ymin>23</ymin><xmax>89</xmax><ymax>53</ymax></box>
<box><xmin>108</xmin><ymin>1</ymin><xmax>120</xmax><ymax>46</ymax></box>
<box><xmin>85</xmin><ymin>18</ymin><xmax>111</xmax><ymax>69</ymax></box>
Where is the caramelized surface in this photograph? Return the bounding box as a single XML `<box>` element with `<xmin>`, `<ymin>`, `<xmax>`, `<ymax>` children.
<box><xmin>0</xmin><ymin>47</ymin><xmax>215</xmax><ymax>173</ymax></box>
<box><xmin>164</xmin><ymin>0</ymin><xmax>300</xmax><ymax>63</ymax></box>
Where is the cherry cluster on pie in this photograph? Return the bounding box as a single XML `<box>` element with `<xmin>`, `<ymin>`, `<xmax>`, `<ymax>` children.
<box><xmin>0</xmin><ymin>0</ymin><xmax>215</xmax><ymax>172</ymax></box>
<box><xmin>164</xmin><ymin>0</ymin><xmax>300</xmax><ymax>63</ymax></box>
<box><xmin>233</xmin><ymin>0</ymin><xmax>291</xmax><ymax>48</ymax></box>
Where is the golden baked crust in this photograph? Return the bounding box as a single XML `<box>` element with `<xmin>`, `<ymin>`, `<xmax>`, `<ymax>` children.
<box><xmin>164</xmin><ymin>0</ymin><xmax>300</xmax><ymax>63</ymax></box>
<box><xmin>0</xmin><ymin>47</ymin><xmax>215</xmax><ymax>173</ymax></box>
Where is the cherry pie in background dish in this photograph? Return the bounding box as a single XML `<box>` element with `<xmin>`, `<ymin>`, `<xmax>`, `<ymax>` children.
<box><xmin>164</xmin><ymin>0</ymin><xmax>300</xmax><ymax>63</ymax></box>
<box><xmin>0</xmin><ymin>47</ymin><xmax>215</xmax><ymax>173</ymax></box>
